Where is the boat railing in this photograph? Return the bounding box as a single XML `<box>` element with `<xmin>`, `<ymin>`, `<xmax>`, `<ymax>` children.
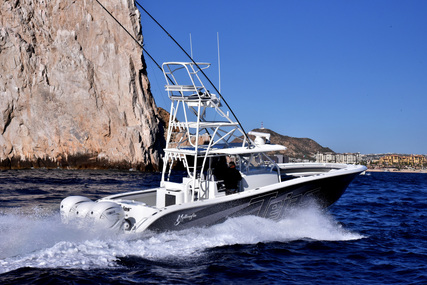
<box><xmin>161</xmin><ymin>62</ymin><xmax>252</xmax><ymax>201</ymax></box>
<box><xmin>165</xmin><ymin>85</ymin><xmax>202</xmax><ymax>93</ymax></box>
<box><xmin>163</xmin><ymin>62</ymin><xmax>211</xmax><ymax>97</ymax></box>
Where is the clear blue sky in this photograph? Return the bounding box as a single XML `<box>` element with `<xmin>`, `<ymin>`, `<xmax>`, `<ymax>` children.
<box><xmin>138</xmin><ymin>0</ymin><xmax>427</xmax><ymax>155</ymax></box>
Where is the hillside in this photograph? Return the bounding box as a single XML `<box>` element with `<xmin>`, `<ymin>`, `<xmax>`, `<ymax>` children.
<box><xmin>249</xmin><ymin>128</ymin><xmax>334</xmax><ymax>159</ymax></box>
<box><xmin>157</xmin><ymin>107</ymin><xmax>334</xmax><ymax>160</ymax></box>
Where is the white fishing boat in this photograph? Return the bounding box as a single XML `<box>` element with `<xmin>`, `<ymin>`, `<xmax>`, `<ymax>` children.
<box><xmin>60</xmin><ymin>62</ymin><xmax>366</xmax><ymax>233</ymax></box>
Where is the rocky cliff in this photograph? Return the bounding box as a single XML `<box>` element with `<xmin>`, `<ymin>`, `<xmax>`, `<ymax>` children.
<box><xmin>0</xmin><ymin>0</ymin><xmax>164</xmax><ymax>170</ymax></box>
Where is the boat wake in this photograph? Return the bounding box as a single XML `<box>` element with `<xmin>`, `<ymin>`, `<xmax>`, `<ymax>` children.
<box><xmin>0</xmin><ymin>205</ymin><xmax>364</xmax><ymax>274</ymax></box>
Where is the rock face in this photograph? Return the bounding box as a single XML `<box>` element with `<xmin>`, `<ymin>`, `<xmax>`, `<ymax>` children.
<box><xmin>0</xmin><ymin>0</ymin><xmax>164</xmax><ymax>170</ymax></box>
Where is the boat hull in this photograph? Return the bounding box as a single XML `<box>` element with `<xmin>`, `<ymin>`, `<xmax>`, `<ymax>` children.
<box><xmin>140</xmin><ymin>170</ymin><xmax>359</xmax><ymax>233</ymax></box>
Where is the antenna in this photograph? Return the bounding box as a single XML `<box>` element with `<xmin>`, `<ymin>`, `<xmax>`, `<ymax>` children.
<box><xmin>190</xmin><ymin>33</ymin><xmax>193</xmax><ymax>59</ymax></box>
<box><xmin>217</xmin><ymin>32</ymin><xmax>221</xmax><ymax>93</ymax></box>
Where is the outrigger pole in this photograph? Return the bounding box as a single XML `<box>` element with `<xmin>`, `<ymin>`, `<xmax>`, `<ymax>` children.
<box><xmin>135</xmin><ymin>1</ymin><xmax>253</xmax><ymax>146</ymax></box>
<box><xmin>94</xmin><ymin>0</ymin><xmax>174</xmax><ymax>85</ymax></box>
<box><xmin>95</xmin><ymin>0</ymin><xmax>253</xmax><ymax>146</ymax></box>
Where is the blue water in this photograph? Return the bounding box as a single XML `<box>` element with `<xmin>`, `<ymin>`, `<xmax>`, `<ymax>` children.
<box><xmin>0</xmin><ymin>170</ymin><xmax>426</xmax><ymax>284</ymax></box>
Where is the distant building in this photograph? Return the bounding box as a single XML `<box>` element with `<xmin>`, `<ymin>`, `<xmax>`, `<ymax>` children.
<box><xmin>289</xmin><ymin>157</ymin><xmax>311</xmax><ymax>163</ymax></box>
<box><xmin>316</xmin><ymin>152</ymin><xmax>361</xmax><ymax>164</ymax></box>
<box><xmin>379</xmin><ymin>154</ymin><xmax>426</xmax><ymax>167</ymax></box>
<box><xmin>271</xmin><ymin>154</ymin><xmax>289</xmax><ymax>164</ymax></box>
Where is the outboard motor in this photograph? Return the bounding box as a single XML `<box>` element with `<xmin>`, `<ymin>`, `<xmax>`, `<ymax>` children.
<box><xmin>88</xmin><ymin>201</ymin><xmax>125</xmax><ymax>230</ymax></box>
<box><xmin>75</xmin><ymin>201</ymin><xmax>96</xmax><ymax>218</ymax></box>
<box><xmin>60</xmin><ymin>196</ymin><xmax>92</xmax><ymax>223</ymax></box>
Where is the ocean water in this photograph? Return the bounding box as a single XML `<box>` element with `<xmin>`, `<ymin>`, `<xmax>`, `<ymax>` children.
<box><xmin>0</xmin><ymin>170</ymin><xmax>425</xmax><ymax>284</ymax></box>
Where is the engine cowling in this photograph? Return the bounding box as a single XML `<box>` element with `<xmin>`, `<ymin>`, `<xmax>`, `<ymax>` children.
<box><xmin>60</xmin><ymin>196</ymin><xmax>125</xmax><ymax>230</ymax></box>
<box><xmin>75</xmin><ymin>201</ymin><xmax>95</xmax><ymax>218</ymax></box>
<box><xmin>60</xmin><ymin>196</ymin><xmax>92</xmax><ymax>223</ymax></box>
<box><xmin>89</xmin><ymin>201</ymin><xmax>125</xmax><ymax>230</ymax></box>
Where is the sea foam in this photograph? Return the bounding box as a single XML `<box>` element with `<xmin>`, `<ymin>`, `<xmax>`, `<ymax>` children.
<box><xmin>0</xmin><ymin>205</ymin><xmax>363</xmax><ymax>274</ymax></box>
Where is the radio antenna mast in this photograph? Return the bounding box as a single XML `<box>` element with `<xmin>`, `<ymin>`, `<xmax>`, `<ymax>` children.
<box><xmin>190</xmin><ymin>33</ymin><xmax>193</xmax><ymax>59</ymax></box>
<box><xmin>217</xmin><ymin>32</ymin><xmax>221</xmax><ymax>93</ymax></box>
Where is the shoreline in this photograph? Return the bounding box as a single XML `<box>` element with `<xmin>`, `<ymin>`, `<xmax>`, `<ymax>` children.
<box><xmin>0</xmin><ymin>155</ymin><xmax>158</xmax><ymax>172</ymax></box>
<box><xmin>366</xmin><ymin>168</ymin><xmax>427</xmax><ymax>174</ymax></box>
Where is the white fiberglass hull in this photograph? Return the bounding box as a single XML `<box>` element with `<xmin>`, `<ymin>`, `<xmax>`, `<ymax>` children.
<box><xmin>60</xmin><ymin>164</ymin><xmax>366</xmax><ymax>234</ymax></box>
